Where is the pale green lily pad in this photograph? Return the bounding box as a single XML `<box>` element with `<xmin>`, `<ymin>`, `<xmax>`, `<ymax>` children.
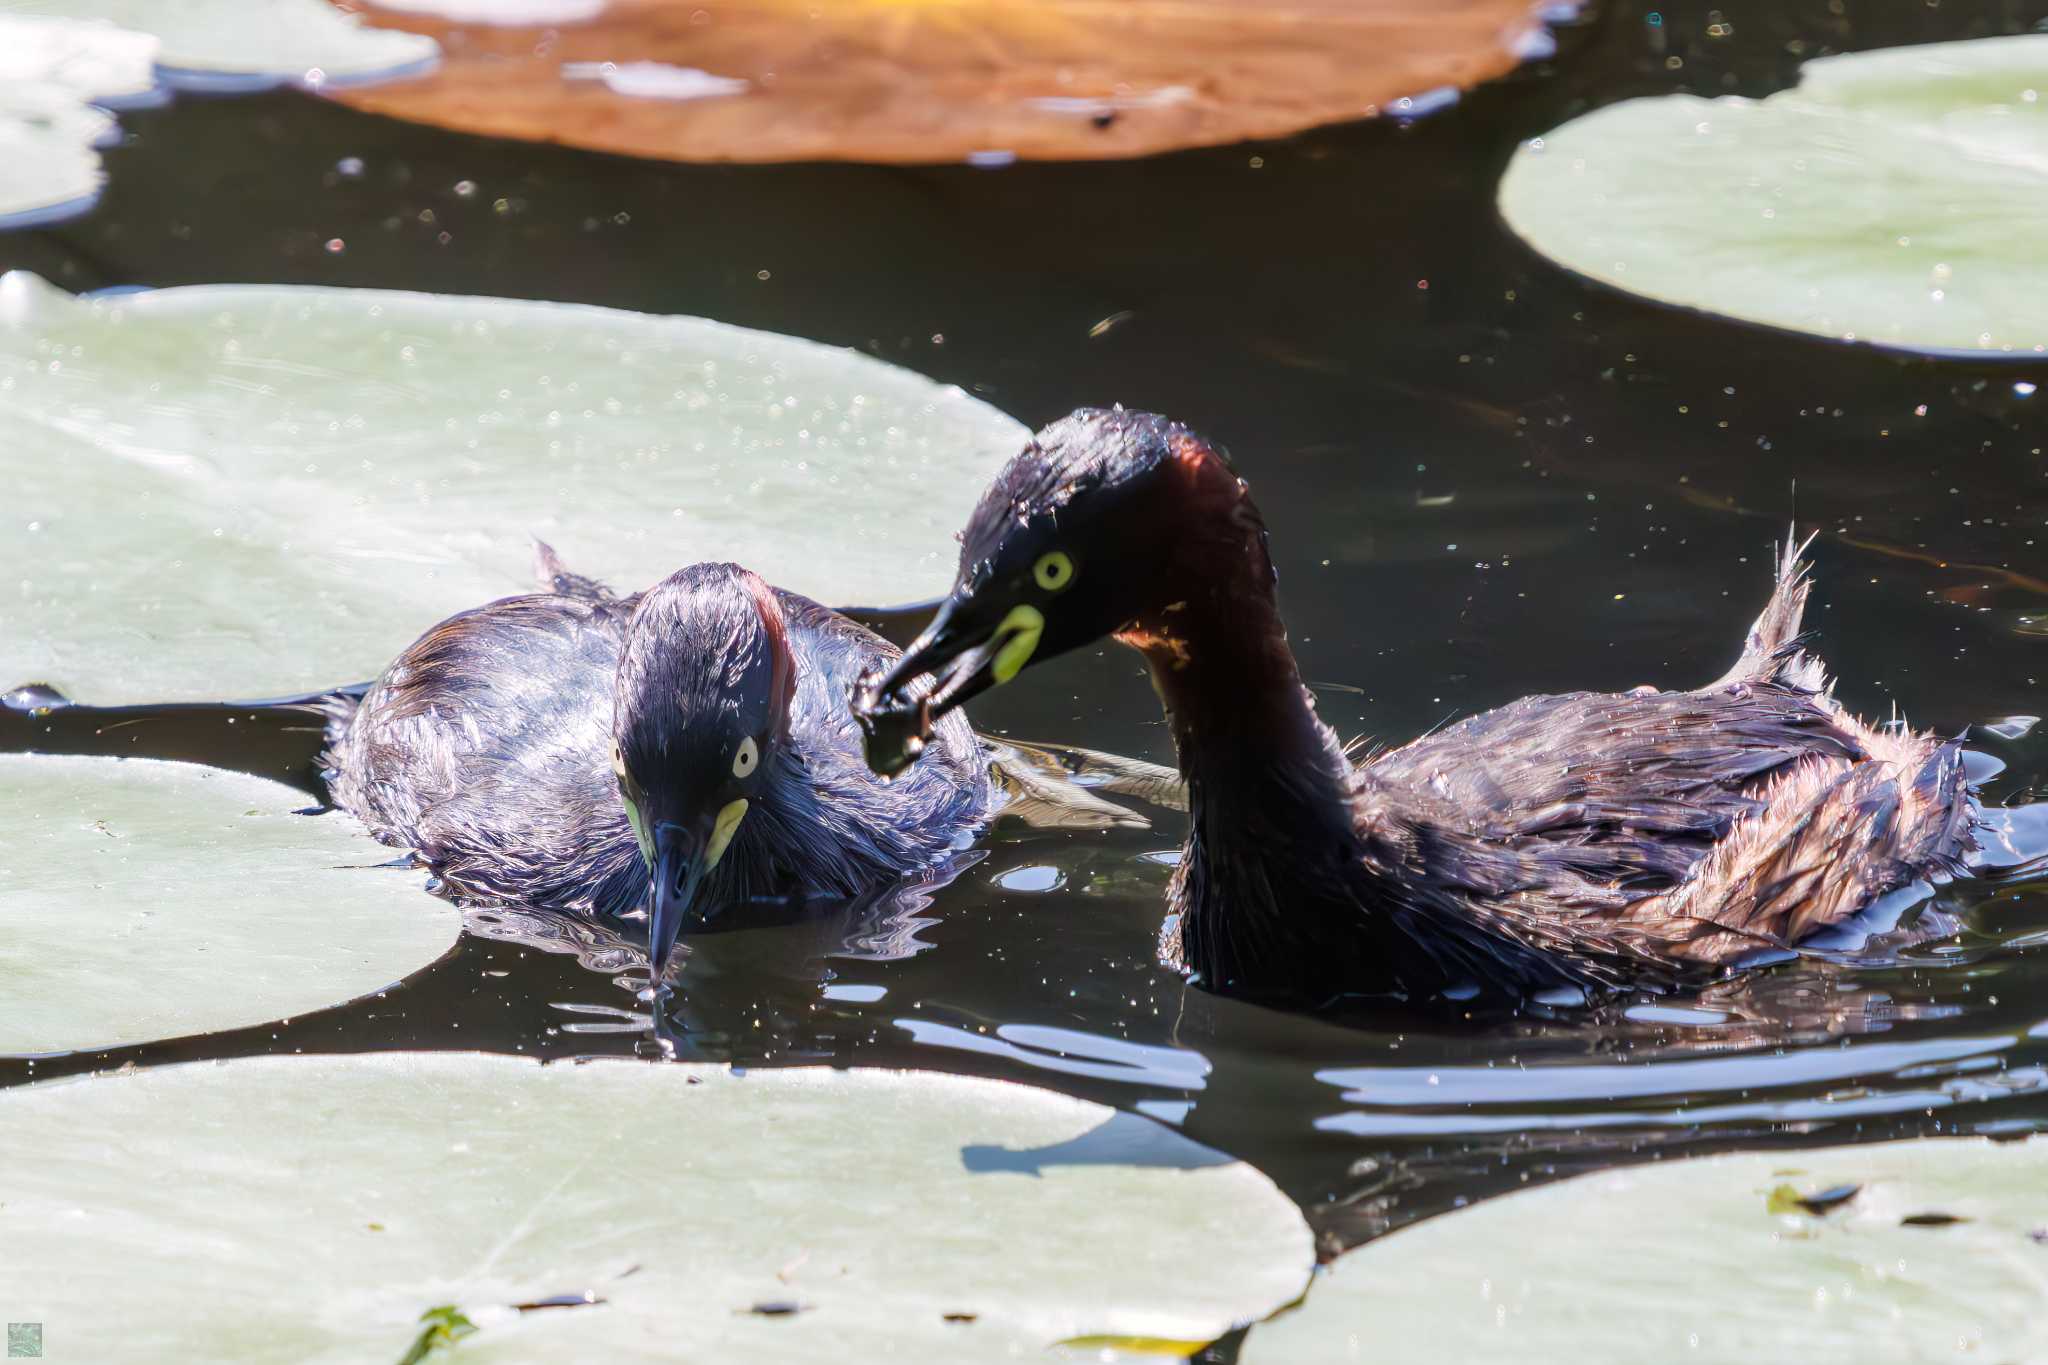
<box><xmin>1243</xmin><ymin>1136</ymin><xmax>2048</xmax><ymax>1364</ymax></box>
<box><xmin>365</xmin><ymin>0</ymin><xmax>607</xmax><ymax>24</ymax></box>
<box><xmin>0</xmin><ymin>755</ymin><xmax>460</xmax><ymax>1056</ymax></box>
<box><xmin>1498</xmin><ymin>35</ymin><xmax>2048</xmax><ymax>356</ymax></box>
<box><xmin>0</xmin><ymin>16</ymin><xmax>156</xmax><ymax>228</ymax></box>
<box><xmin>0</xmin><ymin>2</ymin><xmax>436</xmax><ymax>230</ymax></box>
<box><xmin>0</xmin><ymin>0</ymin><xmax>438</xmax><ymax>85</ymax></box>
<box><xmin>0</xmin><ymin>274</ymin><xmax>1027</xmax><ymax>703</ymax></box>
<box><xmin>0</xmin><ymin>1052</ymin><xmax>1315</xmax><ymax>1362</ymax></box>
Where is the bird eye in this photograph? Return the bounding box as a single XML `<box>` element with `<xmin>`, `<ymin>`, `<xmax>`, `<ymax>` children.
<box><xmin>1033</xmin><ymin>550</ymin><xmax>1075</xmax><ymax>593</ymax></box>
<box><xmin>732</xmin><ymin>735</ymin><xmax>759</xmax><ymax>779</ymax></box>
<box><xmin>610</xmin><ymin>741</ymin><xmax>628</xmax><ymax>784</ymax></box>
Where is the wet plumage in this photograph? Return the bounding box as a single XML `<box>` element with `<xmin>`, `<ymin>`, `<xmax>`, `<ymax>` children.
<box><xmin>326</xmin><ymin>543</ymin><xmax>991</xmax><ymax>976</ymax></box>
<box><xmin>857</xmin><ymin>408</ymin><xmax>1981</xmax><ymax>1007</ymax></box>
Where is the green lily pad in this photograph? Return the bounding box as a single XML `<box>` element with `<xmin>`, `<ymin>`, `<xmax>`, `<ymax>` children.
<box><xmin>0</xmin><ymin>0</ymin><xmax>438</xmax><ymax>85</ymax></box>
<box><xmin>0</xmin><ymin>754</ymin><xmax>459</xmax><ymax>1056</ymax></box>
<box><xmin>0</xmin><ymin>1052</ymin><xmax>1314</xmax><ymax>1361</ymax></box>
<box><xmin>1242</xmin><ymin>1136</ymin><xmax>2048</xmax><ymax>1363</ymax></box>
<box><xmin>0</xmin><ymin>16</ymin><xmax>157</xmax><ymax>228</ymax></box>
<box><xmin>0</xmin><ymin>274</ymin><xmax>1026</xmax><ymax>702</ymax></box>
<box><xmin>0</xmin><ymin>3</ymin><xmax>436</xmax><ymax>230</ymax></box>
<box><xmin>1498</xmin><ymin>35</ymin><xmax>2048</xmax><ymax>356</ymax></box>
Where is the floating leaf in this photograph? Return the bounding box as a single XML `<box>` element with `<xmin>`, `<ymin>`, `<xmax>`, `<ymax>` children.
<box><xmin>0</xmin><ymin>755</ymin><xmax>459</xmax><ymax>1056</ymax></box>
<box><xmin>0</xmin><ymin>16</ymin><xmax>156</xmax><ymax>229</ymax></box>
<box><xmin>0</xmin><ymin>273</ymin><xmax>1025</xmax><ymax>703</ymax></box>
<box><xmin>0</xmin><ymin>3</ymin><xmax>436</xmax><ymax>231</ymax></box>
<box><xmin>0</xmin><ymin>1053</ymin><xmax>1314</xmax><ymax>1361</ymax></box>
<box><xmin>1243</xmin><ymin>1137</ymin><xmax>2048</xmax><ymax>1363</ymax></box>
<box><xmin>367</xmin><ymin>0</ymin><xmax>603</xmax><ymax>24</ymax></box>
<box><xmin>1498</xmin><ymin>36</ymin><xmax>2048</xmax><ymax>356</ymax></box>
<box><xmin>332</xmin><ymin>0</ymin><xmax>1562</xmax><ymax>164</ymax></box>
<box><xmin>1</xmin><ymin>0</ymin><xmax>438</xmax><ymax>86</ymax></box>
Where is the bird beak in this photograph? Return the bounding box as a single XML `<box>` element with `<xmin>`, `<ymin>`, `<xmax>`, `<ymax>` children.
<box><xmin>647</xmin><ymin>798</ymin><xmax>749</xmax><ymax>987</ymax></box>
<box><xmin>649</xmin><ymin>819</ymin><xmax>708</xmax><ymax>988</ymax></box>
<box><xmin>853</xmin><ymin>596</ymin><xmax>1043</xmax><ymax>777</ymax></box>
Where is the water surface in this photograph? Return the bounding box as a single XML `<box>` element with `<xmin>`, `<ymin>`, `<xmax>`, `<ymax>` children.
<box><xmin>3</xmin><ymin>0</ymin><xmax>2044</xmax><ymax>1276</ymax></box>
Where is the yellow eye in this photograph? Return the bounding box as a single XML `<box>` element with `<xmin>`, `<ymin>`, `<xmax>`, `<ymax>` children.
<box><xmin>610</xmin><ymin>741</ymin><xmax>628</xmax><ymax>784</ymax></box>
<box><xmin>1032</xmin><ymin>550</ymin><xmax>1074</xmax><ymax>593</ymax></box>
<box><xmin>732</xmin><ymin>735</ymin><xmax>759</xmax><ymax>779</ymax></box>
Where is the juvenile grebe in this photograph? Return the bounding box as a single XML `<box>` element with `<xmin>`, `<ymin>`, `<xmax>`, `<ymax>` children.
<box><xmin>328</xmin><ymin>543</ymin><xmax>990</xmax><ymax>982</ymax></box>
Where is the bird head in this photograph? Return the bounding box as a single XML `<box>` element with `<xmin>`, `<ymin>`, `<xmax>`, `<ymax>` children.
<box><xmin>853</xmin><ymin>407</ymin><xmax>1253</xmax><ymax>775</ymax></box>
<box><xmin>613</xmin><ymin>563</ymin><xmax>796</xmax><ymax>984</ymax></box>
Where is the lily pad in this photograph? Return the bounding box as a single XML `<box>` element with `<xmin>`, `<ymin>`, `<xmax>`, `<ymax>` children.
<box><xmin>1</xmin><ymin>0</ymin><xmax>439</xmax><ymax>87</ymax></box>
<box><xmin>0</xmin><ymin>1052</ymin><xmax>1315</xmax><ymax>1361</ymax></box>
<box><xmin>0</xmin><ymin>15</ymin><xmax>156</xmax><ymax>229</ymax></box>
<box><xmin>1242</xmin><ymin>1136</ymin><xmax>2048</xmax><ymax>1364</ymax></box>
<box><xmin>0</xmin><ymin>273</ymin><xmax>1026</xmax><ymax>703</ymax></box>
<box><xmin>367</xmin><ymin>0</ymin><xmax>607</xmax><ymax>24</ymax></box>
<box><xmin>333</xmin><ymin>0</ymin><xmax>1561</xmax><ymax>164</ymax></box>
<box><xmin>1498</xmin><ymin>35</ymin><xmax>2048</xmax><ymax>356</ymax></box>
<box><xmin>0</xmin><ymin>754</ymin><xmax>459</xmax><ymax>1056</ymax></box>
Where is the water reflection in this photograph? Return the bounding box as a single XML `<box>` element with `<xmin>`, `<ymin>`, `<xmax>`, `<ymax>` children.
<box><xmin>4</xmin><ymin>0</ymin><xmax>2047</xmax><ymax>1270</ymax></box>
<box><xmin>898</xmin><ymin>1019</ymin><xmax>1209</xmax><ymax>1091</ymax></box>
<box><xmin>1316</xmin><ymin>1032</ymin><xmax>2022</xmax><ymax>1107</ymax></box>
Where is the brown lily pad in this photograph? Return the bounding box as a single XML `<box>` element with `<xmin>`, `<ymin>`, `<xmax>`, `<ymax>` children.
<box><xmin>330</xmin><ymin>0</ymin><xmax>1561</xmax><ymax>164</ymax></box>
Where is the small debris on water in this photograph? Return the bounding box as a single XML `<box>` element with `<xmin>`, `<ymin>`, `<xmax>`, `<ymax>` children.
<box><xmin>514</xmin><ymin>1291</ymin><xmax>606</xmax><ymax>1312</ymax></box>
<box><xmin>397</xmin><ymin>1305</ymin><xmax>477</xmax><ymax>1365</ymax></box>
<box><xmin>1767</xmin><ymin>1182</ymin><xmax>1861</xmax><ymax>1216</ymax></box>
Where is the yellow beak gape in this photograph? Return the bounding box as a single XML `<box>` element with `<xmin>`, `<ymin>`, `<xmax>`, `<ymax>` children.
<box><xmin>706</xmin><ymin>798</ymin><xmax>749</xmax><ymax>868</ymax></box>
<box><xmin>992</xmin><ymin>605</ymin><xmax>1045</xmax><ymax>684</ymax></box>
<box><xmin>622</xmin><ymin>796</ymin><xmax>654</xmax><ymax>867</ymax></box>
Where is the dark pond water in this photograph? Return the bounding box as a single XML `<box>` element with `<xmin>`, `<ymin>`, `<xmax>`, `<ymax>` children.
<box><xmin>4</xmin><ymin>0</ymin><xmax>2045</xmax><ymax>1292</ymax></box>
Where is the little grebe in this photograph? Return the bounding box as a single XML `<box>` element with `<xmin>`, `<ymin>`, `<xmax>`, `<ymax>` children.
<box><xmin>855</xmin><ymin>409</ymin><xmax>1979</xmax><ymax>1007</ymax></box>
<box><xmin>328</xmin><ymin>543</ymin><xmax>991</xmax><ymax>981</ymax></box>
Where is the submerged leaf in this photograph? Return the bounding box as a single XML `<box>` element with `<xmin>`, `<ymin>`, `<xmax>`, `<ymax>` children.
<box><xmin>1499</xmin><ymin>35</ymin><xmax>2048</xmax><ymax>356</ymax></box>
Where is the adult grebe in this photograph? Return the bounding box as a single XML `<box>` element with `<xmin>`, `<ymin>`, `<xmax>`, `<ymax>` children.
<box><xmin>854</xmin><ymin>409</ymin><xmax>1978</xmax><ymax>1007</ymax></box>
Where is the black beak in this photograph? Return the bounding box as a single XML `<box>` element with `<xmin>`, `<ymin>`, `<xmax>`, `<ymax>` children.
<box><xmin>648</xmin><ymin>818</ymin><xmax>712</xmax><ymax>988</ymax></box>
<box><xmin>853</xmin><ymin>597</ymin><xmax>1014</xmax><ymax>777</ymax></box>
